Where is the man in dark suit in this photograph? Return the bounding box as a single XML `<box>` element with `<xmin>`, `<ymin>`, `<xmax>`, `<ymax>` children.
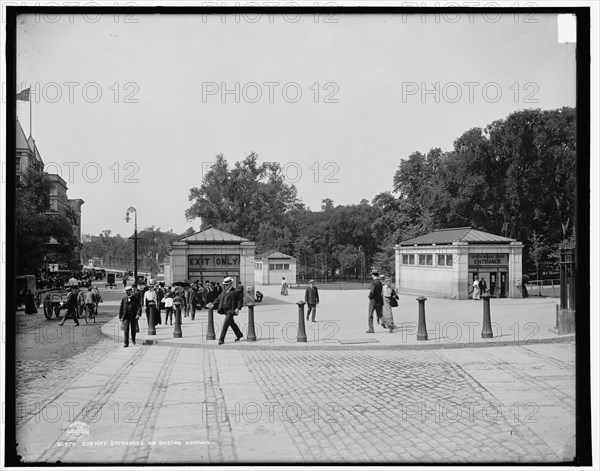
<box><xmin>119</xmin><ymin>286</ymin><xmax>141</xmax><ymax>347</ymax></box>
<box><xmin>305</xmin><ymin>279</ymin><xmax>320</xmax><ymax>322</ymax></box>
<box><xmin>214</xmin><ymin>277</ymin><xmax>243</xmax><ymax>345</ymax></box>
<box><xmin>58</xmin><ymin>285</ymin><xmax>80</xmax><ymax>326</ymax></box>
<box><xmin>366</xmin><ymin>271</ymin><xmax>383</xmax><ymax>333</ymax></box>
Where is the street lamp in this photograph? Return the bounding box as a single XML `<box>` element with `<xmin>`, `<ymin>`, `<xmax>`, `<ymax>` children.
<box><xmin>125</xmin><ymin>206</ymin><xmax>138</xmax><ymax>284</ymax></box>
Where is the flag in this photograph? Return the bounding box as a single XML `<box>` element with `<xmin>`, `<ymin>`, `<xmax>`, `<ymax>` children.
<box><xmin>16</xmin><ymin>88</ymin><xmax>30</xmax><ymax>101</ymax></box>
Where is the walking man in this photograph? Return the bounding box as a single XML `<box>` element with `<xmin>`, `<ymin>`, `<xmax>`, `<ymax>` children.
<box><xmin>119</xmin><ymin>287</ymin><xmax>141</xmax><ymax>347</ymax></box>
<box><xmin>214</xmin><ymin>276</ymin><xmax>243</xmax><ymax>345</ymax></box>
<box><xmin>366</xmin><ymin>271</ymin><xmax>383</xmax><ymax>333</ymax></box>
<box><xmin>479</xmin><ymin>277</ymin><xmax>487</xmax><ymax>295</ymax></box>
<box><xmin>84</xmin><ymin>286</ymin><xmax>96</xmax><ymax>323</ymax></box>
<box><xmin>58</xmin><ymin>285</ymin><xmax>80</xmax><ymax>327</ymax></box>
<box><xmin>305</xmin><ymin>279</ymin><xmax>320</xmax><ymax>322</ymax></box>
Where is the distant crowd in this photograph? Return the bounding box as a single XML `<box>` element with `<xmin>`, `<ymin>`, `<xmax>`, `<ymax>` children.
<box><xmin>36</xmin><ymin>269</ymin><xmax>105</xmax><ymax>290</ymax></box>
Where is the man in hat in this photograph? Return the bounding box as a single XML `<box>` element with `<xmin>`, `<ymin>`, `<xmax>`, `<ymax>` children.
<box><xmin>119</xmin><ymin>286</ymin><xmax>141</xmax><ymax>347</ymax></box>
<box><xmin>304</xmin><ymin>280</ymin><xmax>320</xmax><ymax>322</ymax></box>
<box><xmin>366</xmin><ymin>271</ymin><xmax>384</xmax><ymax>333</ymax></box>
<box><xmin>214</xmin><ymin>276</ymin><xmax>243</xmax><ymax>345</ymax></box>
<box><xmin>58</xmin><ymin>285</ymin><xmax>80</xmax><ymax>326</ymax></box>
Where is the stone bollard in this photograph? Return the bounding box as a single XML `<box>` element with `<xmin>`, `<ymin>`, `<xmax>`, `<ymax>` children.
<box><xmin>296</xmin><ymin>301</ymin><xmax>307</xmax><ymax>343</ymax></box>
<box><xmin>148</xmin><ymin>303</ymin><xmax>157</xmax><ymax>336</ymax></box>
<box><xmin>481</xmin><ymin>293</ymin><xmax>493</xmax><ymax>339</ymax></box>
<box><xmin>416</xmin><ymin>296</ymin><xmax>428</xmax><ymax>341</ymax></box>
<box><xmin>247</xmin><ymin>302</ymin><xmax>257</xmax><ymax>342</ymax></box>
<box><xmin>173</xmin><ymin>303</ymin><xmax>183</xmax><ymax>338</ymax></box>
<box><xmin>206</xmin><ymin>306</ymin><xmax>216</xmax><ymax>341</ymax></box>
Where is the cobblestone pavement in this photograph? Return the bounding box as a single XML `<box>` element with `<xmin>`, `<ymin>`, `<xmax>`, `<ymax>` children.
<box><xmin>242</xmin><ymin>343</ymin><xmax>576</xmax><ymax>463</ymax></box>
<box><xmin>13</xmin><ymin>337</ymin><xmax>575</xmax><ymax>464</ymax></box>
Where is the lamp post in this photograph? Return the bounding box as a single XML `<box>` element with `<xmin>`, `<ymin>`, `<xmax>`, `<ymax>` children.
<box><xmin>125</xmin><ymin>206</ymin><xmax>138</xmax><ymax>284</ymax></box>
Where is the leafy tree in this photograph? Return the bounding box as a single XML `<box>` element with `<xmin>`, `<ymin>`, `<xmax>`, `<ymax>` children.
<box><xmin>321</xmin><ymin>198</ymin><xmax>335</xmax><ymax>211</ymax></box>
<box><xmin>185</xmin><ymin>153</ymin><xmax>298</xmax><ymax>247</ymax></box>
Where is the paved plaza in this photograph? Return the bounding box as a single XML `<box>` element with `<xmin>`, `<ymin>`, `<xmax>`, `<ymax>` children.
<box><xmin>109</xmin><ymin>284</ymin><xmax>573</xmax><ymax>349</ymax></box>
<box><xmin>14</xmin><ymin>284</ymin><xmax>577</xmax><ymax>464</ymax></box>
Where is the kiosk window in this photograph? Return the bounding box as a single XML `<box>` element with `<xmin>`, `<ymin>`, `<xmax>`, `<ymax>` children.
<box><xmin>437</xmin><ymin>255</ymin><xmax>453</xmax><ymax>266</ymax></box>
<box><xmin>402</xmin><ymin>254</ymin><xmax>415</xmax><ymax>265</ymax></box>
<box><xmin>419</xmin><ymin>254</ymin><xmax>433</xmax><ymax>266</ymax></box>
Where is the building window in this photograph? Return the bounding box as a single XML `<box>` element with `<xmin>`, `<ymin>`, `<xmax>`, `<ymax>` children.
<box><xmin>402</xmin><ymin>254</ymin><xmax>415</xmax><ymax>265</ymax></box>
<box><xmin>275</xmin><ymin>264</ymin><xmax>284</xmax><ymax>270</ymax></box>
<box><xmin>284</xmin><ymin>264</ymin><xmax>289</xmax><ymax>270</ymax></box>
<box><xmin>269</xmin><ymin>264</ymin><xmax>275</xmax><ymax>270</ymax></box>
<box><xmin>437</xmin><ymin>255</ymin><xmax>453</xmax><ymax>267</ymax></box>
<box><xmin>419</xmin><ymin>254</ymin><xmax>433</xmax><ymax>266</ymax></box>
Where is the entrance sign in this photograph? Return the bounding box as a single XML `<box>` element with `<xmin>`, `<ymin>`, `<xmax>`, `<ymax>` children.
<box><xmin>469</xmin><ymin>253</ymin><xmax>508</xmax><ymax>266</ymax></box>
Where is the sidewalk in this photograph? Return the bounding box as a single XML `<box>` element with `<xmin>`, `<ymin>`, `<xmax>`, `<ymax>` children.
<box><xmin>101</xmin><ymin>285</ymin><xmax>574</xmax><ymax>350</ymax></box>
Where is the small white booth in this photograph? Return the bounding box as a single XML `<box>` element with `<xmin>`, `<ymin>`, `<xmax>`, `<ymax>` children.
<box><xmin>394</xmin><ymin>227</ymin><xmax>523</xmax><ymax>300</ymax></box>
<box><xmin>254</xmin><ymin>251</ymin><xmax>297</xmax><ymax>285</ymax></box>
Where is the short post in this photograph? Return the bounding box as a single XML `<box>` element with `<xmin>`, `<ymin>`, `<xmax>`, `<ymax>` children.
<box><xmin>206</xmin><ymin>306</ymin><xmax>216</xmax><ymax>341</ymax></box>
<box><xmin>297</xmin><ymin>301</ymin><xmax>307</xmax><ymax>343</ymax></box>
<box><xmin>481</xmin><ymin>293</ymin><xmax>493</xmax><ymax>339</ymax></box>
<box><xmin>247</xmin><ymin>302</ymin><xmax>257</xmax><ymax>342</ymax></box>
<box><xmin>173</xmin><ymin>303</ymin><xmax>183</xmax><ymax>338</ymax></box>
<box><xmin>148</xmin><ymin>303</ymin><xmax>156</xmax><ymax>336</ymax></box>
<box><xmin>416</xmin><ymin>296</ymin><xmax>428</xmax><ymax>341</ymax></box>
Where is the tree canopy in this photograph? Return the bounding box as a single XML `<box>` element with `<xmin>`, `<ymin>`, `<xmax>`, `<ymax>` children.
<box><xmin>83</xmin><ymin>107</ymin><xmax>577</xmax><ymax>281</ymax></box>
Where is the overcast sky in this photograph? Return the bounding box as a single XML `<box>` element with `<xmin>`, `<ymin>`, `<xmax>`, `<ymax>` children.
<box><xmin>15</xmin><ymin>10</ymin><xmax>577</xmax><ymax>238</ymax></box>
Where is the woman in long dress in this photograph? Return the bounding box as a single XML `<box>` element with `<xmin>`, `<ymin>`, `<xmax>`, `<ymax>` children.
<box><xmin>380</xmin><ymin>277</ymin><xmax>398</xmax><ymax>333</ymax></box>
<box><xmin>24</xmin><ymin>290</ymin><xmax>38</xmax><ymax>314</ymax></box>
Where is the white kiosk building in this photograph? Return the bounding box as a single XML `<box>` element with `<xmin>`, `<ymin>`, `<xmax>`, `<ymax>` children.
<box><xmin>254</xmin><ymin>251</ymin><xmax>297</xmax><ymax>285</ymax></box>
<box><xmin>394</xmin><ymin>227</ymin><xmax>524</xmax><ymax>300</ymax></box>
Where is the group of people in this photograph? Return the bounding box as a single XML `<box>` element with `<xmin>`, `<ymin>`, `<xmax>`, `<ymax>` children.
<box><xmin>367</xmin><ymin>271</ymin><xmax>400</xmax><ymax>334</ymax></box>
<box><xmin>36</xmin><ymin>271</ymin><xmax>100</xmax><ymax>290</ymax></box>
<box><xmin>116</xmin><ymin>271</ymin><xmax>405</xmax><ymax>346</ymax></box>
<box><xmin>57</xmin><ymin>284</ymin><xmax>102</xmax><ymax>326</ymax></box>
<box><xmin>471</xmin><ymin>276</ymin><xmax>488</xmax><ymax>300</ymax></box>
<box><xmin>118</xmin><ymin>278</ymin><xmax>248</xmax><ymax>347</ymax></box>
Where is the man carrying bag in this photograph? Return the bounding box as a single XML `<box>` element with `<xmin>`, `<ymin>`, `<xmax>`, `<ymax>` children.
<box><xmin>213</xmin><ymin>277</ymin><xmax>244</xmax><ymax>345</ymax></box>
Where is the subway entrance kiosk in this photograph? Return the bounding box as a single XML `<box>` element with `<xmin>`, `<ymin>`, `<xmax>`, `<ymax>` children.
<box><xmin>395</xmin><ymin>227</ymin><xmax>523</xmax><ymax>300</ymax></box>
<box><xmin>166</xmin><ymin>228</ymin><xmax>255</xmax><ymax>296</ymax></box>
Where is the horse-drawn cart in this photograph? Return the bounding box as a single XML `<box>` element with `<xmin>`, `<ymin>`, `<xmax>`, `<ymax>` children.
<box><xmin>43</xmin><ymin>290</ymin><xmax>69</xmax><ymax>320</ymax></box>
